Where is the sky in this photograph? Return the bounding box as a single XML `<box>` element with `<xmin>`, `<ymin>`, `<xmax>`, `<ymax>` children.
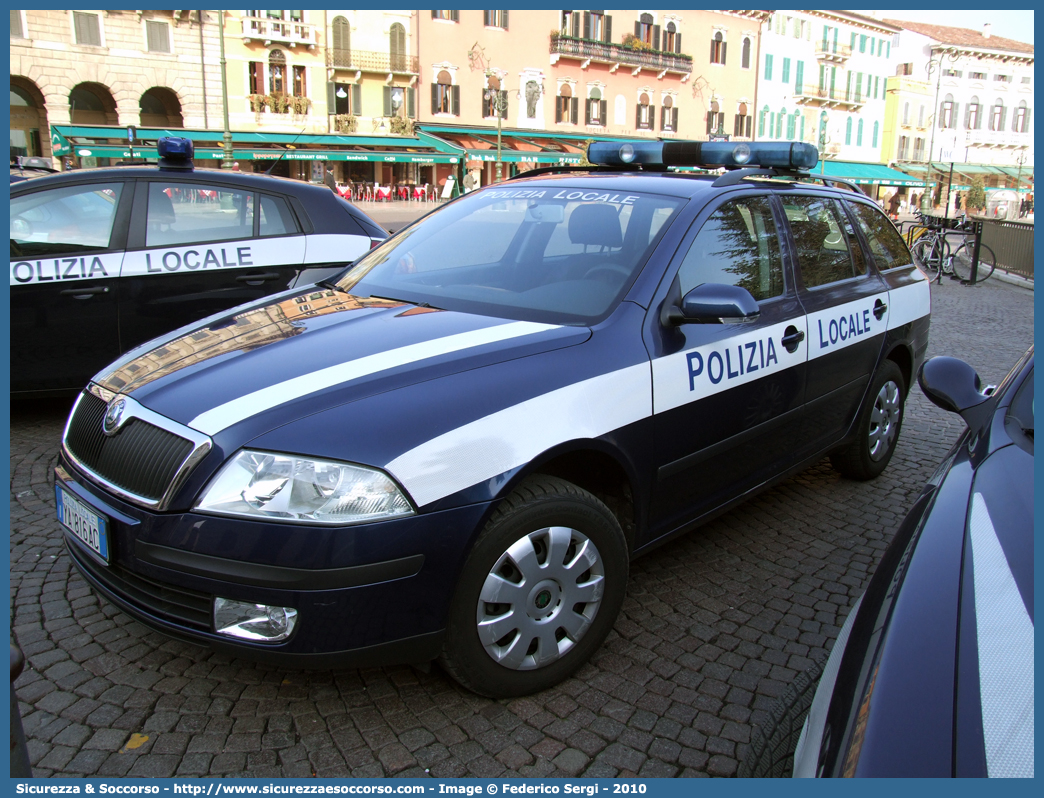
<box><xmin>865</xmin><ymin>9</ymin><xmax>1034</xmax><ymax>45</ymax></box>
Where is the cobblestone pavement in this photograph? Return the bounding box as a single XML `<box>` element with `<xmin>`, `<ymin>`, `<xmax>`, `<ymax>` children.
<box><xmin>10</xmin><ymin>276</ymin><xmax>1033</xmax><ymax>779</ymax></box>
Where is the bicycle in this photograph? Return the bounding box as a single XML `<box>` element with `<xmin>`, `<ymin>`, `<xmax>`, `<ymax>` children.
<box><xmin>909</xmin><ymin>214</ymin><xmax>950</xmax><ymax>275</ymax></box>
<box><xmin>946</xmin><ymin>224</ymin><xmax>996</xmax><ymax>283</ymax></box>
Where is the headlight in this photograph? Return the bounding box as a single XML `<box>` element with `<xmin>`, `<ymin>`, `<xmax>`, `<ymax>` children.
<box><xmin>195</xmin><ymin>450</ymin><xmax>414</xmax><ymax>525</ymax></box>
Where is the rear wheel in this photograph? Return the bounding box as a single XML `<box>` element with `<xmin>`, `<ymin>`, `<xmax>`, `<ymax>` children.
<box><xmin>830</xmin><ymin>360</ymin><xmax>905</xmax><ymax>480</ymax></box>
<box><xmin>439</xmin><ymin>475</ymin><xmax>628</xmax><ymax>698</ymax></box>
<box><xmin>739</xmin><ymin>659</ymin><xmax>824</xmax><ymax>778</ymax></box>
<box><xmin>951</xmin><ymin>242</ymin><xmax>996</xmax><ymax>283</ymax></box>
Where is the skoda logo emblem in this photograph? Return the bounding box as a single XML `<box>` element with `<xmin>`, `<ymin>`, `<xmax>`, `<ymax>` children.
<box><xmin>103</xmin><ymin>398</ymin><xmax>127</xmax><ymax>435</ymax></box>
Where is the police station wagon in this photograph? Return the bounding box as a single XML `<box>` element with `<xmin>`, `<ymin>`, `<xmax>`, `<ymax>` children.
<box><xmin>10</xmin><ymin>137</ymin><xmax>385</xmax><ymax>395</ymax></box>
<box><xmin>55</xmin><ymin>141</ymin><xmax>930</xmax><ymax>697</ymax></box>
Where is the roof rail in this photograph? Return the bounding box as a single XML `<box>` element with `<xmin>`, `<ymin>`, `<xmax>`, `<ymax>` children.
<box><xmin>505</xmin><ymin>164</ymin><xmax>648</xmax><ymax>181</ymax></box>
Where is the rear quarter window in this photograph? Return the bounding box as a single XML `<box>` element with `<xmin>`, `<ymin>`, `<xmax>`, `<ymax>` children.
<box><xmin>848</xmin><ymin>201</ymin><xmax>913</xmax><ymax>271</ymax></box>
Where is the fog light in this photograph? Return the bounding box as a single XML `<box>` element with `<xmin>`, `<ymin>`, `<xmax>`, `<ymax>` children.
<box><xmin>213</xmin><ymin>598</ymin><xmax>298</xmax><ymax>642</ymax></box>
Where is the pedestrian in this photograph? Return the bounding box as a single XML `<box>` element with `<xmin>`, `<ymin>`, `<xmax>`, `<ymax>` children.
<box><xmin>463</xmin><ymin>170</ymin><xmax>477</xmax><ymax>193</ymax></box>
<box><xmin>1019</xmin><ymin>198</ymin><xmax>1026</xmax><ymax>218</ymax></box>
<box><xmin>324</xmin><ymin>168</ymin><xmax>337</xmax><ymax>193</ymax></box>
<box><xmin>954</xmin><ymin>192</ymin><xmax>961</xmax><ymax>212</ymax></box>
<box><xmin>888</xmin><ymin>192</ymin><xmax>901</xmax><ymax>219</ymax></box>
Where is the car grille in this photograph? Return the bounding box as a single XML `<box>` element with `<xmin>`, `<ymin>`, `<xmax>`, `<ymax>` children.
<box><xmin>67</xmin><ymin>540</ymin><xmax>213</xmax><ymax>631</ymax></box>
<box><xmin>64</xmin><ymin>391</ymin><xmax>195</xmax><ymax>503</ymax></box>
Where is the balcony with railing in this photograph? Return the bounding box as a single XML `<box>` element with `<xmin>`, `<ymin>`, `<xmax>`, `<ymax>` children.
<box><xmin>815</xmin><ymin>42</ymin><xmax>852</xmax><ymax>62</ymax></box>
<box><xmin>793</xmin><ymin>83</ymin><xmax>865</xmax><ymax>109</ymax></box>
<box><xmin>549</xmin><ymin>34</ymin><xmax>693</xmax><ymax>75</ymax></box>
<box><xmin>241</xmin><ymin>16</ymin><xmax>317</xmax><ymax>48</ymax></box>
<box><xmin>326</xmin><ymin>49</ymin><xmax>419</xmax><ymax>75</ymax></box>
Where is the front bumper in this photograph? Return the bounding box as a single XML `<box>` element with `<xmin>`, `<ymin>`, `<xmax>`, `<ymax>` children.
<box><xmin>57</xmin><ymin>456</ymin><xmax>492</xmax><ymax>667</ymax></box>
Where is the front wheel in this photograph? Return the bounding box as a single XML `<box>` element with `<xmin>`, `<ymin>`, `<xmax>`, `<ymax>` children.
<box><xmin>830</xmin><ymin>359</ymin><xmax>905</xmax><ymax>480</ymax></box>
<box><xmin>951</xmin><ymin>242</ymin><xmax>996</xmax><ymax>283</ymax></box>
<box><xmin>912</xmin><ymin>236</ymin><xmax>949</xmax><ymax>278</ymax></box>
<box><xmin>439</xmin><ymin>475</ymin><xmax>629</xmax><ymax>698</ymax></box>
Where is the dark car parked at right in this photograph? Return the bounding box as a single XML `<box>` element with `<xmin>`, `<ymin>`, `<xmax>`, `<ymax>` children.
<box><xmin>742</xmin><ymin>347</ymin><xmax>1033</xmax><ymax>778</ymax></box>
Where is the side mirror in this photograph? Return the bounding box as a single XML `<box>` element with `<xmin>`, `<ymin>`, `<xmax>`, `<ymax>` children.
<box><xmin>664</xmin><ymin>283</ymin><xmax>760</xmax><ymax>326</ymax></box>
<box><xmin>918</xmin><ymin>356</ymin><xmax>994</xmax><ymax>430</ymax></box>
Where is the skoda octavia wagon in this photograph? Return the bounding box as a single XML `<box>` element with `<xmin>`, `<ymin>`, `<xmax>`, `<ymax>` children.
<box><xmin>55</xmin><ymin>141</ymin><xmax>930</xmax><ymax>697</ymax></box>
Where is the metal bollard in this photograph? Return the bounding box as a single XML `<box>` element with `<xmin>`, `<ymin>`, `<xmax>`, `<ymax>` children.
<box><xmin>10</xmin><ymin>643</ymin><xmax>32</xmax><ymax>777</ymax></box>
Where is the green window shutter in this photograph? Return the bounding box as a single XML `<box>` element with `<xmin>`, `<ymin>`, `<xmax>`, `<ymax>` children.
<box><xmin>782</xmin><ymin>57</ymin><xmax>790</xmax><ymax>84</ymax></box>
<box><xmin>383</xmin><ymin>87</ymin><xmax>392</xmax><ymax>117</ymax></box>
<box><xmin>857</xmin><ymin>118</ymin><xmax>863</xmax><ymax>146</ymax></box>
<box><xmin>406</xmin><ymin>87</ymin><xmax>415</xmax><ymax>118</ymax></box>
<box><xmin>352</xmin><ymin>83</ymin><xmax>362</xmax><ymax>115</ymax></box>
<box><xmin>872</xmin><ymin>121</ymin><xmax>878</xmax><ymax>148</ymax></box>
<box><xmin>795</xmin><ymin>60</ymin><xmax>804</xmax><ymax>93</ymax></box>
<box><xmin>451</xmin><ymin>85</ymin><xmax>460</xmax><ymax>116</ymax></box>
<box><xmin>765</xmin><ymin>54</ymin><xmax>773</xmax><ymax>81</ymax></box>
<box><xmin>845</xmin><ymin>117</ymin><xmax>852</xmax><ymax>145</ymax></box>
<box><xmin>800</xmin><ymin>114</ymin><xmax>804</xmax><ymax>140</ymax></box>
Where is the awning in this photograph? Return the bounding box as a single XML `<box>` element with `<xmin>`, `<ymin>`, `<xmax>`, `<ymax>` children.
<box><xmin>818</xmin><ymin>160</ymin><xmax>926</xmax><ymax>187</ymax></box>
<box><xmin>52</xmin><ymin>124</ymin><xmax>431</xmax><ymax>150</ymax></box>
<box><xmin>67</xmin><ymin>145</ymin><xmax>459</xmax><ymax>164</ymax></box>
<box><xmin>465</xmin><ymin>149</ymin><xmax>583</xmax><ymax>164</ymax></box>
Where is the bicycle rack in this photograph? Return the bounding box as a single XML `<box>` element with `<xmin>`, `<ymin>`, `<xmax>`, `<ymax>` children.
<box><xmin>909</xmin><ymin>214</ymin><xmax>986</xmax><ymax>285</ymax></box>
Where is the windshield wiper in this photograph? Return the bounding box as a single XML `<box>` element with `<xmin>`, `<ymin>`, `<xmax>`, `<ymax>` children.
<box><xmin>369</xmin><ymin>294</ymin><xmax>441</xmax><ymax>310</ymax></box>
<box><xmin>316</xmin><ymin>279</ymin><xmax>350</xmax><ymax>294</ymax></box>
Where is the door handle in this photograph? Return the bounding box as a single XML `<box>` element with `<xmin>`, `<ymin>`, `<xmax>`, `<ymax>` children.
<box><xmin>873</xmin><ymin>299</ymin><xmax>887</xmax><ymax>320</ymax></box>
<box><xmin>781</xmin><ymin>326</ymin><xmax>805</xmax><ymax>354</ymax></box>
<box><xmin>236</xmin><ymin>272</ymin><xmax>280</xmax><ymax>285</ymax></box>
<box><xmin>60</xmin><ymin>286</ymin><xmax>109</xmax><ymax>299</ymax></box>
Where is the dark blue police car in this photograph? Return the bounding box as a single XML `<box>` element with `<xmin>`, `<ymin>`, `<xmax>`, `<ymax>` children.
<box><xmin>55</xmin><ymin>141</ymin><xmax>931</xmax><ymax>697</ymax></box>
<box><xmin>10</xmin><ymin>138</ymin><xmax>385</xmax><ymax>396</ymax></box>
<box><xmin>742</xmin><ymin>348</ymin><xmax>1033</xmax><ymax>778</ymax></box>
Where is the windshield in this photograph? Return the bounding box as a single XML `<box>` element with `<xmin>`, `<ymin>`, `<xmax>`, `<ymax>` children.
<box><xmin>335</xmin><ymin>185</ymin><xmax>685</xmax><ymax>325</ymax></box>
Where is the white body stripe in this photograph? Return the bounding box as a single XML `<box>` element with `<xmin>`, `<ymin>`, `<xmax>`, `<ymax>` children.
<box><xmin>653</xmin><ymin>319</ymin><xmax>806</xmax><ymax>415</ymax></box>
<box><xmin>119</xmin><ymin>237</ymin><xmax>307</xmax><ymax>279</ymax></box>
<box><xmin>885</xmin><ymin>275</ymin><xmax>931</xmax><ymax>330</ymax></box>
<box><xmin>385</xmin><ymin>363</ymin><xmax>651</xmax><ymax>508</ymax></box>
<box><xmin>188</xmin><ymin>321</ymin><xmax>559</xmax><ymax>435</ymax></box>
<box><xmin>10</xmin><ymin>252</ymin><xmax>124</xmax><ymax>286</ymax></box>
<box><xmin>806</xmin><ymin>293</ymin><xmax>888</xmax><ymax>361</ymax></box>
<box><xmin>969</xmin><ymin>493</ymin><xmax>1034</xmax><ymax>778</ymax></box>
<box><xmin>304</xmin><ymin>233</ymin><xmax>373</xmax><ymax>264</ymax></box>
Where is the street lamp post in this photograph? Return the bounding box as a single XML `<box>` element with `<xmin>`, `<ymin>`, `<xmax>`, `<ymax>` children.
<box><xmin>483</xmin><ymin>73</ymin><xmax>507</xmax><ymax>183</ymax></box>
<box><xmin>1015</xmin><ymin>146</ymin><xmax>1027</xmax><ymax>206</ymax></box>
<box><xmin>218</xmin><ymin>10</ymin><xmax>234</xmax><ymax>169</ymax></box>
<box><xmin>922</xmin><ymin>47</ymin><xmax>959</xmax><ymax>213</ymax></box>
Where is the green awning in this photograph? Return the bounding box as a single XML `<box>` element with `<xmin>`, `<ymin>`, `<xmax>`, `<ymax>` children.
<box><xmin>67</xmin><ymin>145</ymin><xmax>459</xmax><ymax>164</ymax></box>
<box><xmin>417</xmin><ymin>123</ymin><xmax>643</xmax><ymax>143</ymax></box>
<box><xmin>818</xmin><ymin>160</ymin><xmax>926</xmax><ymax>187</ymax></box>
<box><xmin>52</xmin><ymin>125</ymin><xmax>430</xmax><ymax>150</ymax></box>
<box><xmin>465</xmin><ymin>149</ymin><xmax>583</xmax><ymax>164</ymax></box>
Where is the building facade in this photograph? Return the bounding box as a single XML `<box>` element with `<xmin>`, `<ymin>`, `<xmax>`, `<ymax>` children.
<box><xmin>883</xmin><ymin>19</ymin><xmax>1033</xmax><ymax>196</ymax></box>
<box><xmin>756</xmin><ymin>11</ymin><xmax>900</xmax><ymax>163</ymax></box>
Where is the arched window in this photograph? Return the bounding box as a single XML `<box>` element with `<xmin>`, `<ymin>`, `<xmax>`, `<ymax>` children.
<box><xmin>845</xmin><ymin>116</ymin><xmax>853</xmax><ymax>145</ymax></box>
<box><xmin>11</xmin><ymin>86</ymin><xmax>34</xmax><ymax>107</ymax></box>
<box><xmin>759</xmin><ymin>104</ymin><xmax>769</xmax><ymax>137</ymax></box>
<box><xmin>776</xmin><ymin>106</ymin><xmax>785</xmax><ymax>138</ymax></box>
<box><xmin>990</xmin><ymin>99</ymin><xmax>1005</xmax><ymax>131</ymax></box>
<box><xmin>856</xmin><ymin>117</ymin><xmax>864</xmax><ymax>146</ymax></box>
<box><xmin>269</xmin><ymin>49</ymin><xmax>286</xmax><ymax>95</ymax></box>
<box><xmin>331</xmin><ymin>16</ymin><xmax>350</xmax><ymax>67</ymax></box>
<box><xmin>711</xmin><ymin>31</ymin><xmax>725</xmax><ymax>64</ymax></box>
<box><xmin>139</xmin><ymin>87</ymin><xmax>184</xmax><ymax>128</ymax></box>
<box><xmin>940</xmin><ymin>93</ymin><xmax>955</xmax><ymax>129</ymax></box>
<box><xmin>786</xmin><ymin>109</ymin><xmax>796</xmax><ymax>139</ymax></box>
<box><xmin>638</xmin><ymin>13</ymin><xmax>654</xmax><ymax>46</ymax></box>
<box><xmin>872</xmin><ymin>120</ymin><xmax>879</xmax><ymax>148</ymax></box>
<box><xmin>966</xmin><ymin>96</ymin><xmax>980</xmax><ymax>129</ymax></box>
<box><xmin>664</xmin><ymin>21</ymin><xmax>678</xmax><ymax>53</ymax></box>
<box><xmin>637</xmin><ymin>92</ymin><xmax>652</xmax><ymax>130</ymax></box>
<box><xmin>389</xmin><ymin>23</ymin><xmax>406</xmax><ymax>71</ymax></box>
<box><xmin>741</xmin><ymin>37</ymin><xmax>751</xmax><ymax>69</ymax></box>
<box><xmin>1013</xmin><ymin>100</ymin><xmax>1030</xmax><ymax>133</ymax></box>
<box><xmin>433</xmin><ymin>69</ymin><xmax>454</xmax><ymax>115</ymax></box>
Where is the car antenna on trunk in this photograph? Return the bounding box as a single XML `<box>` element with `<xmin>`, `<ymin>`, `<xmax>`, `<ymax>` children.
<box><xmin>265</xmin><ymin>127</ymin><xmax>308</xmax><ymax>176</ymax></box>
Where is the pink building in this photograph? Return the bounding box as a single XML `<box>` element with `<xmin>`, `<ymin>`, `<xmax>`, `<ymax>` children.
<box><xmin>417</xmin><ymin>10</ymin><xmax>766</xmax><ymax>185</ymax></box>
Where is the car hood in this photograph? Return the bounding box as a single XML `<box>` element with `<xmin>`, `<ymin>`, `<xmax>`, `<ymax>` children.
<box><xmin>93</xmin><ymin>288</ymin><xmax>590</xmax><ymax>437</ymax></box>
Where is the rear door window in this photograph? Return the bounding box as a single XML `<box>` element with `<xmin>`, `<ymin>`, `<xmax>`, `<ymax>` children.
<box><xmin>145</xmin><ymin>183</ymin><xmax>255</xmax><ymax>247</ymax></box>
<box><xmin>848</xmin><ymin>201</ymin><xmax>913</xmax><ymax>271</ymax></box>
<box><xmin>781</xmin><ymin>196</ymin><xmax>861</xmax><ymax>288</ymax></box>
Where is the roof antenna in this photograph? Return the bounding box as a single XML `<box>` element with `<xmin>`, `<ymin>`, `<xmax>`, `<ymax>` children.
<box><xmin>265</xmin><ymin>126</ymin><xmax>308</xmax><ymax>176</ymax></box>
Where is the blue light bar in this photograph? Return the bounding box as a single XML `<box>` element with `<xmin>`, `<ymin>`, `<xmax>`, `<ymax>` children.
<box><xmin>587</xmin><ymin>140</ymin><xmax>818</xmax><ymax>171</ymax></box>
<box><xmin>157</xmin><ymin>136</ymin><xmax>194</xmax><ymax>171</ymax></box>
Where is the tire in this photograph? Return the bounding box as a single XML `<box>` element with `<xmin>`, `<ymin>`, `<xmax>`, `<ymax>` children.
<box><xmin>738</xmin><ymin>659</ymin><xmax>825</xmax><ymax>778</ymax></box>
<box><xmin>912</xmin><ymin>236</ymin><xmax>948</xmax><ymax>278</ymax></box>
<box><xmin>951</xmin><ymin>242</ymin><xmax>996</xmax><ymax>283</ymax></box>
<box><xmin>830</xmin><ymin>359</ymin><xmax>905</xmax><ymax>480</ymax></box>
<box><xmin>438</xmin><ymin>475</ymin><xmax>629</xmax><ymax>698</ymax></box>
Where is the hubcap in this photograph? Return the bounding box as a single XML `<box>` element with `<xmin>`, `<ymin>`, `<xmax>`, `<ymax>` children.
<box><xmin>868</xmin><ymin>379</ymin><xmax>901</xmax><ymax>461</ymax></box>
<box><xmin>476</xmin><ymin>526</ymin><xmax>605</xmax><ymax>671</ymax></box>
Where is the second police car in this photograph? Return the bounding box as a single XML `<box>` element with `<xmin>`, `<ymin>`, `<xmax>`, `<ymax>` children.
<box><xmin>55</xmin><ymin>141</ymin><xmax>930</xmax><ymax>697</ymax></box>
<box><xmin>10</xmin><ymin>137</ymin><xmax>386</xmax><ymax>395</ymax></box>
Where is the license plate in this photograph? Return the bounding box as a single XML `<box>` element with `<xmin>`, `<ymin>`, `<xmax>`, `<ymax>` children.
<box><xmin>56</xmin><ymin>485</ymin><xmax>109</xmax><ymax>562</ymax></box>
